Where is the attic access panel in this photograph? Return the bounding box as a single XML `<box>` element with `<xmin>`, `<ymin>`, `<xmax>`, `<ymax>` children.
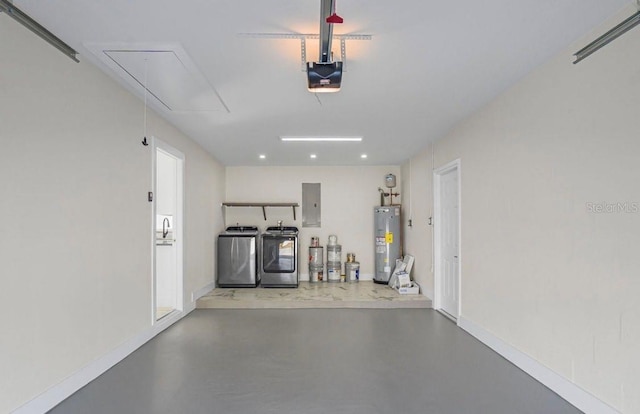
<box><xmin>84</xmin><ymin>43</ymin><xmax>228</xmax><ymax>113</ymax></box>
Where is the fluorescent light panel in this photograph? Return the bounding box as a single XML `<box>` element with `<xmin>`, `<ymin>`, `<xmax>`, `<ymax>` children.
<box><xmin>280</xmin><ymin>136</ymin><xmax>362</xmax><ymax>142</ymax></box>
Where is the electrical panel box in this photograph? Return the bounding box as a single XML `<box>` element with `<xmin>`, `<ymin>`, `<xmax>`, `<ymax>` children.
<box><xmin>302</xmin><ymin>183</ymin><xmax>321</xmax><ymax>227</ymax></box>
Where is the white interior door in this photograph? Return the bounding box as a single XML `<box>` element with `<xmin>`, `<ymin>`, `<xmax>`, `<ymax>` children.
<box><xmin>435</xmin><ymin>161</ymin><xmax>460</xmax><ymax>320</ymax></box>
<box><xmin>153</xmin><ymin>138</ymin><xmax>184</xmax><ymax>322</ymax></box>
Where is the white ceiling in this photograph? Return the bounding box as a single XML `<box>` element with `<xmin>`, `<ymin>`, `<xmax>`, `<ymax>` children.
<box><xmin>14</xmin><ymin>0</ymin><xmax>630</xmax><ymax>166</ymax></box>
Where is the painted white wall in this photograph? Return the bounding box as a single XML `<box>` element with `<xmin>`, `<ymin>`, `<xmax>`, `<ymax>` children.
<box><xmin>403</xmin><ymin>6</ymin><xmax>639</xmax><ymax>413</ymax></box>
<box><xmin>0</xmin><ymin>15</ymin><xmax>224</xmax><ymax>413</ymax></box>
<box><xmin>400</xmin><ymin>148</ymin><xmax>434</xmax><ymax>297</ymax></box>
<box><xmin>225</xmin><ymin>166</ymin><xmax>401</xmax><ymax>279</ymax></box>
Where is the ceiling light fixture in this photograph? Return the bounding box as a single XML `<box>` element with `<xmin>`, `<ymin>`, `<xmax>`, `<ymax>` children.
<box><xmin>310</xmin><ymin>154</ymin><xmax>317</xmax><ymax>159</ymax></box>
<box><xmin>280</xmin><ymin>136</ymin><xmax>362</xmax><ymax>142</ymax></box>
<box><xmin>0</xmin><ymin>0</ymin><xmax>79</xmax><ymax>62</ymax></box>
<box><xmin>574</xmin><ymin>10</ymin><xmax>640</xmax><ymax>64</ymax></box>
<box><xmin>361</xmin><ymin>154</ymin><xmax>368</xmax><ymax>159</ymax></box>
<box><xmin>259</xmin><ymin>154</ymin><xmax>266</xmax><ymax>159</ymax></box>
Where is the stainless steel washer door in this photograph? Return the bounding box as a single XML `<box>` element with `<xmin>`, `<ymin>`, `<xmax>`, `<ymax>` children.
<box><xmin>217</xmin><ymin>235</ymin><xmax>258</xmax><ymax>287</ymax></box>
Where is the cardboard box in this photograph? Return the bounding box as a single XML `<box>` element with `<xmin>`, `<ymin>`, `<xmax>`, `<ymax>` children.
<box><xmin>395</xmin><ymin>281</ymin><xmax>420</xmax><ymax>295</ymax></box>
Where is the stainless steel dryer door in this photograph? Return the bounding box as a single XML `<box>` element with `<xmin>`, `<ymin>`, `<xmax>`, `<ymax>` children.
<box><xmin>261</xmin><ymin>235</ymin><xmax>298</xmax><ymax>286</ymax></box>
<box><xmin>217</xmin><ymin>236</ymin><xmax>257</xmax><ymax>286</ymax></box>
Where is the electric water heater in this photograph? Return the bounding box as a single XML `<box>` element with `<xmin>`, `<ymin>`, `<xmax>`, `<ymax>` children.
<box><xmin>374</xmin><ymin>205</ymin><xmax>401</xmax><ymax>283</ymax></box>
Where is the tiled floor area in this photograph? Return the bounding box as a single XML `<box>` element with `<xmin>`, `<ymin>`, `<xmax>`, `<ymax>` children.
<box><xmin>196</xmin><ymin>281</ymin><xmax>432</xmax><ymax>309</ymax></box>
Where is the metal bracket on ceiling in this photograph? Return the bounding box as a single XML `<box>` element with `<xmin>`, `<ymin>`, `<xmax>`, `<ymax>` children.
<box><xmin>300</xmin><ymin>37</ymin><xmax>307</xmax><ymax>71</ymax></box>
<box><xmin>299</xmin><ymin>36</ymin><xmax>347</xmax><ymax>71</ymax></box>
<box><xmin>237</xmin><ymin>32</ymin><xmax>371</xmax><ymax>72</ymax></box>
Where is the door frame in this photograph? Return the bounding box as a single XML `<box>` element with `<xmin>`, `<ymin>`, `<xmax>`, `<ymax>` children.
<box><xmin>433</xmin><ymin>158</ymin><xmax>462</xmax><ymax>321</ymax></box>
<box><xmin>151</xmin><ymin>136</ymin><xmax>185</xmax><ymax>324</ymax></box>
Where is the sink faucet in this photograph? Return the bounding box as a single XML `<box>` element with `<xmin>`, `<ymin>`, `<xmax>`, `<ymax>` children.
<box><xmin>162</xmin><ymin>217</ymin><xmax>170</xmax><ymax>238</ymax></box>
<box><xmin>277</xmin><ymin>220</ymin><xmax>283</xmax><ymax>229</ymax></box>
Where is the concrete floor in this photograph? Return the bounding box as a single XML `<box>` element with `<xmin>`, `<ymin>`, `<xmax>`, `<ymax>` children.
<box><xmin>49</xmin><ymin>309</ymin><xmax>581</xmax><ymax>414</ymax></box>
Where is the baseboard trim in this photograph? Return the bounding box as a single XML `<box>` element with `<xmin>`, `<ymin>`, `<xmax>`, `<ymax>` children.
<box><xmin>420</xmin><ymin>286</ymin><xmax>434</xmax><ymax>300</ymax></box>
<box><xmin>191</xmin><ymin>281</ymin><xmax>215</xmax><ymax>302</ymax></box>
<box><xmin>12</xmin><ymin>304</ymin><xmax>195</xmax><ymax>414</ymax></box>
<box><xmin>358</xmin><ymin>273</ymin><xmax>373</xmax><ymax>281</ymax></box>
<box><xmin>300</xmin><ymin>273</ymin><xmax>374</xmax><ymax>282</ymax></box>
<box><xmin>458</xmin><ymin>316</ymin><xmax>620</xmax><ymax>414</ymax></box>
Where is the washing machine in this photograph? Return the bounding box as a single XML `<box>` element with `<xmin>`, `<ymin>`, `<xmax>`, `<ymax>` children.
<box><xmin>217</xmin><ymin>226</ymin><xmax>260</xmax><ymax>287</ymax></box>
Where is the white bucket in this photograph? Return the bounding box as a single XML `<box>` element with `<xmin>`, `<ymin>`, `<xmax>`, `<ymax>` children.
<box><xmin>327</xmin><ymin>264</ymin><xmax>341</xmax><ymax>283</ymax></box>
<box><xmin>327</xmin><ymin>244</ymin><xmax>342</xmax><ymax>263</ymax></box>
<box><xmin>309</xmin><ymin>264</ymin><xmax>323</xmax><ymax>283</ymax></box>
<box><xmin>309</xmin><ymin>247</ymin><xmax>323</xmax><ymax>265</ymax></box>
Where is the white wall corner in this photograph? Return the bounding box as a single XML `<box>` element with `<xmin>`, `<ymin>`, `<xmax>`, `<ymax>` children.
<box><xmin>421</xmin><ymin>287</ymin><xmax>434</xmax><ymax>301</ymax></box>
<box><xmin>12</xmin><ymin>310</ymin><xmax>194</xmax><ymax>414</ymax></box>
<box><xmin>191</xmin><ymin>281</ymin><xmax>215</xmax><ymax>302</ymax></box>
<box><xmin>458</xmin><ymin>316</ymin><xmax>621</xmax><ymax>414</ymax></box>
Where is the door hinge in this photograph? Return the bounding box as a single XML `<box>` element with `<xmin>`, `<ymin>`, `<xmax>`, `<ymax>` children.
<box><xmin>148</xmin><ymin>192</ymin><xmax>153</xmax><ymax>202</ymax></box>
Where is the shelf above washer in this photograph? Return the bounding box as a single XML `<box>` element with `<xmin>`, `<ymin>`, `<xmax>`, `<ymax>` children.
<box><xmin>222</xmin><ymin>202</ymin><xmax>299</xmax><ymax>221</ymax></box>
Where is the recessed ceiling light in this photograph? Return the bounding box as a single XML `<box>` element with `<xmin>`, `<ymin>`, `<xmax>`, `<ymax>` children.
<box><xmin>361</xmin><ymin>154</ymin><xmax>368</xmax><ymax>159</ymax></box>
<box><xmin>310</xmin><ymin>154</ymin><xmax>317</xmax><ymax>159</ymax></box>
<box><xmin>280</xmin><ymin>136</ymin><xmax>362</xmax><ymax>142</ymax></box>
<box><xmin>259</xmin><ymin>154</ymin><xmax>266</xmax><ymax>159</ymax></box>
